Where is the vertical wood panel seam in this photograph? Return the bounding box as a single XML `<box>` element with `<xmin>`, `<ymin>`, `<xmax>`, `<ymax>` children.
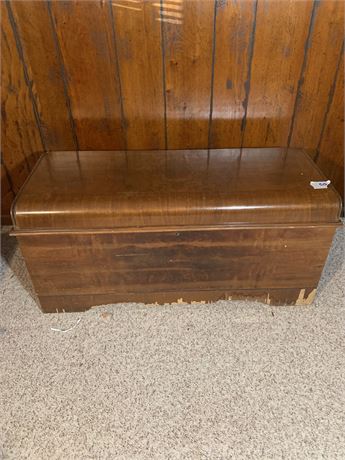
<box><xmin>240</xmin><ymin>0</ymin><xmax>258</xmax><ymax>148</ymax></box>
<box><xmin>46</xmin><ymin>0</ymin><xmax>79</xmax><ymax>151</ymax></box>
<box><xmin>108</xmin><ymin>0</ymin><xmax>127</xmax><ymax>151</ymax></box>
<box><xmin>1</xmin><ymin>155</ymin><xmax>15</xmax><ymax>197</ymax></box>
<box><xmin>160</xmin><ymin>0</ymin><xmax>168</xmax><ymax>149</ymax></box>
<box><xmin>207</xmin><ymin>0</ymin><xmax>217</xmax><ymax>149</ymax></box>
<box><xmin>1</xmin><ymin>25</ymin><xmax>31</xmax><ymax>173</ymax></box>
<box><xmin>5</xmin><ymin>1</ymin><xmax>47</xmax><ymax>152</ymax></box>
<box><xmin>287</xmin><ymin>0</ymin><xmax>319</xmax><ymax>148</ymax></box>
<box><xmin>315</xmin><ymin>39</ymin><xmax>344</xmax><ymax>162</ymax></box>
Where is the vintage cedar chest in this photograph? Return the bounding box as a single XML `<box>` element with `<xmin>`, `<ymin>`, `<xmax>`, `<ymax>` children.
<box><xmin>11</xmin><ymin>148</ymin><xmax>341</xmax><ymax>313</ymax></box>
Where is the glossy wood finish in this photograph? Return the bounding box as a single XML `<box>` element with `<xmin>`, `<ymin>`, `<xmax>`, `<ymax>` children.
<box><xmin>1</xmin><ymin>163</ymin><xmax>14</xmax><ymax>221</ymax></box>
<box><xmin>1</xmin><ymin>2</ymin><xmax>44</xmax><ymax>193</ymax></box>
<box><xmin>210</xmin><ymin>0</ymin><xmax>256</xmax><ymax>148</ymax></box>
<box><xmin>16</xmin><ymin>224</ymin><xmax>337</xmax><ymax>312</ymax></box>
<box><xmin>49</xmin><ymin>0</ymin><xmax>125</xmax><ymax>150</ymax></box>
<box><xmin>163</xmin><ymin>0</ymin><xmax>214</xmax><ymax>149</ymax></box>
<box><xmin>242</xmin><ymin>0</ymin><xmax>313</xmax><ymax>147</ymax></box>
<box><xmin>2</xmin><ymin>0</ymin><xmax>344</xmax><ymax>221</ymax></box>
<box><xmin>317</xmin><ymin>51</ymin><xmax>344</xmax><ymax>199</ymax></box>
<box><xmin>10</xmin><ymin>1</ymin><xmax>76</xmax><ymax>151</ymax></box>
<box><xmin>12</xmin><ymin>149</ymin><xmax>341</xmax><ymax>231</ymax></box>
<box><xmin>11</xmin><ymin>147</ymin><xmax>341</xmax><ymax>312</ymax></box>
<box><xmin>112</xmin><ymin>0</ymin><xmax>165</xmax><ymax>150</ymax></box>
<box><xmin>289</xmin><ymin>0</ymin><xmax>344</xmax><ymax>149</ymax></box>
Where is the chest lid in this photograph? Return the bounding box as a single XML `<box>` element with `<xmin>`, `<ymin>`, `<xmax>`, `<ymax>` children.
<box><xmin>12</xmin><ymin>148</ymin><xmax>341</xmax><ymax>230</ymax></box>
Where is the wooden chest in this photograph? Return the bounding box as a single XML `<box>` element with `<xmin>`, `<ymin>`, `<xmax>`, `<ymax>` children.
<box><xmin>11</xmin><ymin>148</ymin><xmax>341</xmax><ymax>313</ymax></box>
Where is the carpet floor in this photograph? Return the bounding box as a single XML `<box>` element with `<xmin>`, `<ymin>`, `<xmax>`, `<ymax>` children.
<box><xmin>0</xmin><ymin>224</ymin><xmax>344</xmax><ymax>460</ymax></box>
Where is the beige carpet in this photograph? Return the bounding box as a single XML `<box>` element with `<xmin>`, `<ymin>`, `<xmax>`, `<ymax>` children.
<box><xmin>1</xmin><ymin>225</ymin><xmax>344</xmax><ymax>460</ymax></box>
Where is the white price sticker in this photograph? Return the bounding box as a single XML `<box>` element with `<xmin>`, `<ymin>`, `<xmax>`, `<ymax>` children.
<box><xmin>310</xmin><ymin>180</ymin><xmax>331</xmax><ymax>189</ymax></box>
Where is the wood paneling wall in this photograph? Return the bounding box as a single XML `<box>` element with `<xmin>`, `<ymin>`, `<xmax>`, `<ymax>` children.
<box><xmin>1</xmin><ymin>0</ymin><xmax>344</xmax><ymax>221</ymax></box>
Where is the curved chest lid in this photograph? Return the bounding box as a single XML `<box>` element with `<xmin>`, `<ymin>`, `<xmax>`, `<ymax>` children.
<box><xmin>12</xmin><ymin>148</ymin><xmax>342</xmax><ymax>230</ymax></box>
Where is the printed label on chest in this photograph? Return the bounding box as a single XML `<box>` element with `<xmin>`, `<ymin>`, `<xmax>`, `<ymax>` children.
<box><xmin>310</xmin><ymin>180</ymin><xmax>331</xmax><ymax>189</ymax></box>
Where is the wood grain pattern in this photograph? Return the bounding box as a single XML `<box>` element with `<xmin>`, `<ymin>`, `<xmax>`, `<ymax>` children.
<box><xmin>289</xmin><ymin>0</ymin><xmax>344</xmax><ymax>149</ymax></box>
<box><xmin>111</xmin><ymin>0</ymin><xmax>165</xmax><ymax>149</ymax></box>
<box><xmin>317</xmin><ymin>51</ymin><xmax>344</xmax><ymax>199</ymax></box>
<box><xmin>163</xmin><ymin>0</ymin><xmax>214</xmax><ymax>149</ymax></box>
<box><xmin>1</xmin><ymin>163</ymin><xmax>14</xmax><ymax>221</ymax></box>
<box><xmin>12</xmin><ymin>149</ymin><xmax>341</xmax><ymax>230</ymax></box>
<box><xmin>12</xmin><ymin>146</ymin><xmax>340</xmax><ymax>312</ymax></box>
<box><xmin>1</xmin><ymin>0</ymin><xmax>344</xmax><ymax>210</ymax></box>
<box><xmin>243</xmin><ymin>0</ymin><xmax>313</xmax><ymax>147</ymax></box>
<box><xmin>10</xmin><ymin>0</ymin><xmax>76</xmax><ymax>151</ymax></box>
<box><xmin>210</xmin><ymin>0</ymin><xmax>256</xmax><ymax>148</ymax></box>
<box><xmin>50</xmin><ymin>0</ymin><xmax>125</xmax><ymax>150</ymax></box>
<box><xmin>1</xmin><ymin>2</ymin><xmax>44</xmax><ymax>192</ymax></box>
<box><xmin>16</xmin><ymin>224</ymin><xmax>337</xmax><ymax>311</ymax></box>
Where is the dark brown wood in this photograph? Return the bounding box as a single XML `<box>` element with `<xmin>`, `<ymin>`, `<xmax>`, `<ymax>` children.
<box><xmin>242</xmin><ymin>0</ymin><xmax>313</xmax><ymax>147</ymax></box>
<box><xmin>49</xmin><ymin>0</ymin><xmax>125</xmax><ymax>150</ymax></box>
<box><xmin>163</xmin><ymin>0</ymin><xmax>215</xmax><ymax>149</ymax></box>
<box><xmin>111</xmin><ymin>0</ymin><xmax>165</xmax><ymax>150</ymax></box>
<box><xmin>11</xmin><ymin>147</ymin><xmax>341</xmax><ymax>312</ymax></box>
<box><xmin>289</xmin><ymin>0</ymin><xmax>344</xmax><ymax>149</ymax></box>
<box><xmin>12</xmin><ymin>148</ymin><xmax>341</xmax><ymax>230</ymax></box>
<box><xmin>210</xmin><ymin>0</ymin><xmax>256</xmax><ymax>148</ymax></box>
<box><xmin>1</xmin><ymin>0</ymin><xmax>344</xmax><ymax>207</ymax></box>
<box><xmin>10</xmin><ymin>0</ymin><xmax>77</xmax><ymax>150</ymax></box>
<box><xmin>1</xmin><ymin>2</ymin><xmax>44</xmax><ymax>192</ymax></box>
<box><xmin>317</xmin><ymin>51</ymin><xmax>344</xmax><ymax>200</ymax></box>
<box><xmin>1</xmin><ymin>162</ymin><xmax>14</xmax><ymax>221</ymax></box>
<box><xmin>16</xmin><ymin>224</ymin><xmax>337</xmax><ymax>312</ymax></box>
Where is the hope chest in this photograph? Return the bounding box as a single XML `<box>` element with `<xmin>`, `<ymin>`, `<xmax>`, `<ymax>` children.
<box><xmin>11</xmin><ymin>148</ymin><xmax>342</xmax><ymax>312</ymax></box>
